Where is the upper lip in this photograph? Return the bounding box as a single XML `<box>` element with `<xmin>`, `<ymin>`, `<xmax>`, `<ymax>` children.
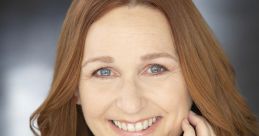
<box><xmin>110</xmin><ymin>116</ymin><xmax>160</xmax><ymax>123</ymax></box>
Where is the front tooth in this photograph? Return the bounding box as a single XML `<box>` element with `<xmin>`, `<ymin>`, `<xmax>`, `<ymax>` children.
<box><xmin>114</xmin><ymin>117</ymin><xmax>158</xmax><ymax>131</ymax></box>
<box><xmin>143</xmin><ymin>120</ymin><xmax>148</xmax><ymax>129</ymax></box>
<box><xmin>135</xmin><ymin>122</ymin><xmax>143</xmax><ymax>131</ymax></box>
<box><xmin>121</xmin><ymin>123</ymin><xmax>127</xmax><ymax>131</ymax></box>
<box><xmin>148</xmin><ymin>119</ymin><xmax>153</xmax><ymax>126</ymax></box>
<box><xmin>127</xmin><ymin>124</ymin><xmax>135</xmax><ymax>131</ymax></box>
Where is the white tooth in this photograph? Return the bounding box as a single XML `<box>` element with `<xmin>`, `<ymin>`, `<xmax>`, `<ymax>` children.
<box><xmin>114</xmin><ymin>117</ymin><xmax>158</xmax><ymax>131</ymax></box>
<box><xmin>112</xmin><ymin>120</ymin><xmax>117</xmax><ymax>126</ymax></box>
<box><xmin>152</xmin><ymin>117</ymin><xmax>157</xmax><ymax>123</ymax></box>
<box><xmin>114</xmin><ymin>121</ymin><xmax>118</xmax><ymax>126</ymax></box>
<box><xmin>127</xmin><ymin>123</ymin><xmax>135</xmax><ymax>131</ymax></box>
<box><xmin>117</xmin><ymin>121</ymin><xmax>122</xmax><ymax>129</ymax></box>
<box><xmin>121</xmin><ymin>123</ymin><xmax>127</xmax><ymax>131</ymax></box>
<box><xmin>135</xmin><ymin>122</ymin><xmax>143</xmax><ymax>131</ymax></box>
<box><xmin>148</xmin><ymin>119</ymin><xmax>153</xmax><ymax>126</ymax></box>
<box><xmin>143</xmin><ymin>120</ymin><xmax>148</xmax><ymax>129</ymax></box>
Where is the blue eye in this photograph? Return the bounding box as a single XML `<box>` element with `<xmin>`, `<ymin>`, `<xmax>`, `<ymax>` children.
<box><xmin>146</xmin><ymin>64</ymin><xmax>168</xmax><ymax>75</ymax></box>
<box><xmin>93</xmin><ymin>68</ymin><xmax>112</xmax><ymax>77</ymax></box>
<box><xmin>92</xmin><ymin>64</ymin><xmax>168</xmax><ymax>79</ymax></box>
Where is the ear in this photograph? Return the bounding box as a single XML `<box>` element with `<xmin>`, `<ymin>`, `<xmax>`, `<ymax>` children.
<box><xmin>74</xmin><ymin>89</ymin><xmax>81</xmax><ymax>105</ymax></box>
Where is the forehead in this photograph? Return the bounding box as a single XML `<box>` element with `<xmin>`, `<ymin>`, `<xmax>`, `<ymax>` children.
<box><xmin>84</xmin><ymin>5</ymin><xmax>175</xmax><ymax>56</ymax></box>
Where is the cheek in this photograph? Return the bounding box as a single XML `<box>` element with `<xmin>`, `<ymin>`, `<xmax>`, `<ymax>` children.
<box><xmin>142</xmin><ymin>74</ymin><xmax>192</xmax><ymax>110</ymax></box>
<box><xmin>142</xmin><ymin>74</ymin><xmax>192</xmax><ymax>134</ymax></box>
<box><xmin>161</xmin><ymin>84</ymin><xmax>191</xmax><ymax>111</ymax></box>
<box><xmin>78</xmin><ymin>80</ymin><xmax>118</xmax><ymax>118</ymax></box>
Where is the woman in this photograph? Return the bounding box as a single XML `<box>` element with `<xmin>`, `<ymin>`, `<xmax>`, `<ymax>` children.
<box><xmin>30</xmin><ymin>0</ymin><xmax>259</xmax><ymax>136</ymax></box>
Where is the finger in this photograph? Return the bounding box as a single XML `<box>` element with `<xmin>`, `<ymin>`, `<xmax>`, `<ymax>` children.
<box><xmin>206</xmin><ymin>122</ymin><xmax>216</xmax><ymax>136</ymax></box>
<box><xmin>199</xmin><ymin>116</ymin><xmax>216</xmax><ymax>136</ymax></box>
<box><xmin>189</xmin><ymin>112</ymin><xmax>216</xmax><ymax>136</ymax></box>
<box><xmin>188</xmin><ymin>111</ymin><xmax>210</xmax><ymax>136</ymax></box>
<box><xmin>181</xmin><ymin>118</ymin><xmax>196</xmax><ymax>136</ymax></box>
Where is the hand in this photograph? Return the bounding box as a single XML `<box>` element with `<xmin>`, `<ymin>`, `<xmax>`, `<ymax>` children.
<box><xmin>181</xmin><ymin>111</ymin><xmax>216</xmax><ymax>136</ymax></box>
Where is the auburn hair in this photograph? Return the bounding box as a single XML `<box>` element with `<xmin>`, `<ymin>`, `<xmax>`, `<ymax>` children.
<box><xmin>30</xmin><ymin>0</ymin><xmax>259</xmax><ymax>136</ymax></box>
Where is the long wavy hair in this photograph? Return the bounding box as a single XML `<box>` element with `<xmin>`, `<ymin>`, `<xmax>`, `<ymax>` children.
<box><xmin>30</xmin><ymin>0</ymin><xmax>259</xmax><ymax>136</ymax></box>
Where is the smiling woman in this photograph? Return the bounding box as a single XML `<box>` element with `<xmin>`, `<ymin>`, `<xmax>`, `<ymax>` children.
<box><xmin>30</xmin><ymin>0</ymin><xmax>259</xmax><ymax>136</ymax></box>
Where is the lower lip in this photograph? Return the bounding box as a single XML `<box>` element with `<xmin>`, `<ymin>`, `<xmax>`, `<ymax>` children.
<box><xmin>108</xmin><ymin>117</ymin><xmax>162</xmax><ymax>136</ymax></box>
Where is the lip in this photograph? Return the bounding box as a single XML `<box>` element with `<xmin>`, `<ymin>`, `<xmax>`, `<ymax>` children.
<box><xmin>108</xmin><ymin>116</ymin><xmax>162</xmax><ymax>136</ymax></box>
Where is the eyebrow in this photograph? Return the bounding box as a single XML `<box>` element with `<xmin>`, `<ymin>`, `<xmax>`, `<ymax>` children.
<box><xmin>82</xmin><ymin>52</ymin><xmax>178</xmax><ymax>67</ymax></box>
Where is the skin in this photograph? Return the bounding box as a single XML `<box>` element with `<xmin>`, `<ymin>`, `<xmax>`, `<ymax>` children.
<box><xmin>78</xmin><ymin>5</ymin><xmax>216</xmax><ymax>136</ymax></box>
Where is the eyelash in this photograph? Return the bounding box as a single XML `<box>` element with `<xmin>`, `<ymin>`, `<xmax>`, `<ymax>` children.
<box><xmin>91</xmin><ymin>64</ymin><xmax>169</xmax><ymax>79</ymax></box>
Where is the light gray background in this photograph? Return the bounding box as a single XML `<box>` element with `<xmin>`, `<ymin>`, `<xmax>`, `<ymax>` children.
<box><xmin>0</xmin><ymin>0</ymin><xmax>258</xmax><ymax>135</ymax></box>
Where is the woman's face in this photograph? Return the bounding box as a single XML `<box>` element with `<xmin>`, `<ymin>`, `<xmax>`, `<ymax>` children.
<box><xmin>79</xmin><ymin>5</ymin><xmax>192</xmax><ymax>136</ymax></box>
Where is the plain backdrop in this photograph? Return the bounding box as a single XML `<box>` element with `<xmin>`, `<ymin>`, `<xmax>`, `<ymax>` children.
<box><xmin>0</xmin><ymin>0</ymin><xmax>258</xmax><ymax>135</ymax></box>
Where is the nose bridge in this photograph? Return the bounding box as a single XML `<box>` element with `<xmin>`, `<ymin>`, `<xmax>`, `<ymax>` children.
<box><xmin>116</xmin><ymin>77</ymin><xmax>145</xmax><ymax>114</ymax></box>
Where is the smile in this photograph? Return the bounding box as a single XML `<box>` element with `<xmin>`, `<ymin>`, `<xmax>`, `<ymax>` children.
<box><xmin>109</xmin><ymin>116</ymin><xmax>162</xmax><ymax>135</ymax></box>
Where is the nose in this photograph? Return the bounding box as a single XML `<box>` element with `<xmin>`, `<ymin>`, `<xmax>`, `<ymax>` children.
<box><xmin>116</xmin><ymin>79</ymin><xmax>145</xmax><ymax>114</ymax></box>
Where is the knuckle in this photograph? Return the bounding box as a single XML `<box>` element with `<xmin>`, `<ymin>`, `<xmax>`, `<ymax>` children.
<box><xmin>196</xmin><ymin>115</ymin><xmax>208</xmax><ymax>125</ymax></box>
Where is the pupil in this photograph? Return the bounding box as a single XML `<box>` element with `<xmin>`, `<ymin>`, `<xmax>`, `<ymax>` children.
<box><xmin>151</xmin><ymin>65</ymin><xmax>162</xmax><ymax>73</ymax></box>
<box><xmin>100</xmin><ymin>69</ymin><xmax>110</xmax><ymax>76</ymax></box>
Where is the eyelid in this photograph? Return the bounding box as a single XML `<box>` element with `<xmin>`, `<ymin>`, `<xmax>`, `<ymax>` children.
<box><xmin>91</xmin><ymin>66</ymin><xmax>119</xmax><ymax>79</ymax></box>
<box><xmin>141</xmin><ymin>64</ymin><xmax>169</xmax><ymax>75</ymax></box>
<box><xmin>91</xmin><ymin>63</ymin><xmax>170</xmax><ymax>79</ymax></box>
